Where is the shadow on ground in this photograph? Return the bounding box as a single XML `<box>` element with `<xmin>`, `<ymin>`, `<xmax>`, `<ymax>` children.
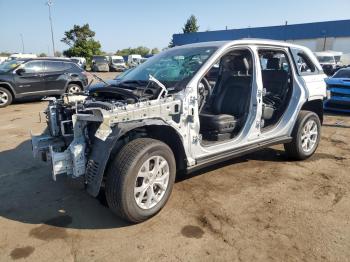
<box><xmin>0</xmin><ymin>138</ymin><xmax>335</xmax><ymax>230</ymax></box>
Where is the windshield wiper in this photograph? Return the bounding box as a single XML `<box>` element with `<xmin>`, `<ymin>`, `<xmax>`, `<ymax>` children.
<box><xmin>119</xmin><ymin>80</ymin><xmax>149</xmax><ymax>85</ymax></box>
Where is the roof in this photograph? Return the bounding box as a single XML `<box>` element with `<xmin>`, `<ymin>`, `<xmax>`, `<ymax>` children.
<box><xmin>173</xmin><ymin>19</ymin><xmax>350</xmax><ymax>46</ymax></box>
<box><xmin>24</xmin><ymin>57</ymin><xmax>73</xmax><ymax>62</ymax></box>
<box><xmin>171</xmin><ymin>39</ymin><xmax>307</xmax><ymax>50</ymax></box>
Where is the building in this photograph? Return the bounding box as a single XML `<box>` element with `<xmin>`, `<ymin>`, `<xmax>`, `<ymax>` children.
<box><xmin>173</xmin><ymin>20</ymin><xmax>350</xmax><ymax>53</ymax></box>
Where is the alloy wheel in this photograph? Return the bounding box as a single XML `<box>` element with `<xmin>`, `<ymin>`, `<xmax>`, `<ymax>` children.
<box><xmin>0</xmin><ymin>91</ymin><xmax>9</xmax><ymax>106</ymax></box>
<box><xmin>68</xmin><ymin>85</ymin><xmax>81</xmax><ymax>94</ymax></box>
<box><xmin>134</xmin><ymin>156</ymin><xmax>170</xmax><ymax>210</ymax></box>
<box><xmin>301</xmin><ymin>119</ymin><xmax>318</xmax><ymax>153</ymax></box>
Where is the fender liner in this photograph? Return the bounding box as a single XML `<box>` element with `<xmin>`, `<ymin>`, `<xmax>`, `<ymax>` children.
<box><xmin>85</xmin><ymin>119</ymin><xmax>172</xmax><ymax>197</ymax></box>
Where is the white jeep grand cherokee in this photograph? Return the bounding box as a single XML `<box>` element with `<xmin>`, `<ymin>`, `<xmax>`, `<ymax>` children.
<box><xmin>32</xmin><ymin>39</ymin><xmax>327</xmax><ymax>223</ymax></box>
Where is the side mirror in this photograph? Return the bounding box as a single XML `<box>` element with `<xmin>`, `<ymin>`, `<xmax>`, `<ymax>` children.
<box><xmin>16</xmin><ymin>68</ymin><xmax>25</xmax><ymax>75</ymax></box>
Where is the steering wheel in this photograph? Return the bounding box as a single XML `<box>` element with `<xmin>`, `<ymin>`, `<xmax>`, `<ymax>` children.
<box><xmin>198</xmin><ymin>77</ymin><xmax>212</xmax><ymax>111</ymax></box>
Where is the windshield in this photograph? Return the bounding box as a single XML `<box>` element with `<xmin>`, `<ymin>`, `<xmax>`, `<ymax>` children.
<box><xmin>112</xmin><ymin>59</ymin><xmax>124</xmax><ymax>64</ymax></box>
<box><xmin>71</xmin><ymin>59</ymin><xmax>80</xmax><ymax>63</ymax></box>
<box><xmin>114</xmin><ymin>68</ymin><xmax>133</xmax><ymax>80</ymax></box>
<box><xmin>333</xmin><ymin>69</ymin><xmax>350</xmax><ymax>79</ymax></box>
<box><xmin>94</xmin><ymin>57</ymin><xmax>108</xmax><ymax>63</ymax></box>
<box><xmin>317</xmin><ymin>56</ymin><xmax>335</xmax><ymax>63</ymax></box>
<box><xmin>121</xmin><ymin>46</ymin><xmax>217</xmax><ymax>88</ymax></box>
<box><xmin>0</xmin><ymin>60</ymin><xmax>25</xmax><ymax>72</ymax></box>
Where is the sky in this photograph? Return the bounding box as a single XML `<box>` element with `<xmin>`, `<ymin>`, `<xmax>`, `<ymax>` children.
<box><xmin>0</xmin><ymin>0</ymin><xmax>350</xmax><ymax>55</ymax></box>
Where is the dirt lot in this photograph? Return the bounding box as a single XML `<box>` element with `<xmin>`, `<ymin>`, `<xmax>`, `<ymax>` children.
<box><xmin>0</xmin><ymin>73</ymin><xmax>350</xmax><ymax>261</ymax></box>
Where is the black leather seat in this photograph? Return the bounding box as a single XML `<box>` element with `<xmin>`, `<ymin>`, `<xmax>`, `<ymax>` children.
<box><xmin>200</xmin><ymin>56</ymin><xmax>252</xmax><ymax>136</ymax></box>
<box><xmin>262</xmin><ymin>58</ymin><xmax>289</xmax><ymax>110</ymax></box>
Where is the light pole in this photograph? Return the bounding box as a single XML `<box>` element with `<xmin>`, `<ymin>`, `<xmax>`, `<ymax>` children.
<box><xmin>46</xmin><ymin>0</ymin><xmax>55</xmax><ymax>56</ymax></box>
<box><xmin>20</xmin><ymin>33</ymin><xmax>25</xmax><ymax>53</ymax></box>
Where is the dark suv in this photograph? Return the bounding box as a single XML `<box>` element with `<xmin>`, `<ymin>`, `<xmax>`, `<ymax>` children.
<box><xmin>0</xmin><ymin>58</ymin><xmax>88</xmax><ymax>108</ymax></box>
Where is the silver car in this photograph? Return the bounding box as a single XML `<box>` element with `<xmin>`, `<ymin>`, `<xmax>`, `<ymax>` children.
<box><xmin>32</xmin><ymin>40</ymin><xmax>327</xmax><ymax>223</ymax></box>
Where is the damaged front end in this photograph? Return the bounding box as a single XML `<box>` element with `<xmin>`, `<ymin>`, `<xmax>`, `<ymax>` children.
<box><xmin>31</xmin><ymin>81</ymin><xmax>182</xmax><ymax>196</ymax></box>
<box><xmin>31</xmin><ymin>95</ymin><xmax>97</xmax><ymax>181</ymax></box>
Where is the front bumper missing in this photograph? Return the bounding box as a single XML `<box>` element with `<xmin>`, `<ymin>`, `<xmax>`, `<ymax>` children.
<box><xmin>31</xmin><ymin>133</ymin><xmax>86</xmax><ymax>181</ymax></box>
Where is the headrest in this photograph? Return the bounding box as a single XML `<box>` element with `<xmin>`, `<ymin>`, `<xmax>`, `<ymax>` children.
<box><xmin>222</xmin><ymin>55</ymin><xmax>250</xmax><ymax>75</ymax></box>
<box><xmin>232</xmin><ymin>56</ymin><xmax>250</xmax><ymax>74</ymax></box>
<box><xmin>266</xmin><ymin>58</ymin><xmax>280</xmax><ymax>70</ymax></box>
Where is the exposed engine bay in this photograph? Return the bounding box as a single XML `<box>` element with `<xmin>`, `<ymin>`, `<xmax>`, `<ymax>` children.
<box><xmin>31</xmin><ymin>76</ymin><xmax>183</xmax><ymax>182</ymax></box>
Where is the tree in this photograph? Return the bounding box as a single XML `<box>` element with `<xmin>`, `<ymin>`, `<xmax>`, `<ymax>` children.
<box><xmin>168</xmin><ymin>38</ymin><xmax>174</xmax><ymax>48</ymax></box>
<box><xmin>115</xmin><ymin>46</ymin><xmax>151</xmax><ymax>57</ymax></box>
<box><xmin>39</xmin><ymin>53</ymin><xmax>47</xmax><ymax>57</ymax></box>
<box><xmin>54</xmin><ymin>51</ymin><xmax>62</xmax><ymax>57</ymax></box>
<box><xmin>151</xmin><ymin>48</ymin><xmax>159</xmax><ymax>55</ymax></box>
<box><xmin>0</xmin><ymin>52</ymin><xmax>11</xmax><ymax>57</ymax></box>
<box><xmin>61</xmin><ymin>24</ymin><xmax>102</xmax><ymax>64</ymax></box>
<box><xmin>183</xmin><ymin>15</ymin><xmax>199</xmax><ymax>33</ymax></box>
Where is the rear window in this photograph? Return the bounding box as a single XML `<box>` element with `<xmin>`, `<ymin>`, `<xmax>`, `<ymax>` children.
<box><xmin>290</xmin><ymin>48</ymin><xmax>318</xmax><ymax>75</ymax></box>
<box><xmin>333</xmin><ymin>69</ymin><xmax>350</xmax><ymax>79</ymax></box>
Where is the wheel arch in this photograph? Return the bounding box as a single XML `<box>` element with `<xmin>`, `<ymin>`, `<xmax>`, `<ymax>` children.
<box><xmin>85</xmin><ymin>120</ymin><xmax>188</xmax><ymax>197</ymax></box>
<box><xmin>65</xmin><ymin>81</ymin><xmax>83</xmax><ymax>92</ymax></box>
<box><xmin>301</xmin><ymin>98</ymin><xmax>324</xmax><ymax>124</ymax></box>
<box><xmin>0</xmin><ymin>82</ymin><xmax>16</xmax><ymax>98</ymax></box>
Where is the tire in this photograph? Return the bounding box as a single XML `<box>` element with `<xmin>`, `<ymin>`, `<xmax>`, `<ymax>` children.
<box><xmin>284</xmin><ymin>110</ymin><xmax>321</xmax><ymax>160</ymax></box>
<box><xmin>66</xmin><ymin>84</ymin><xmax>82</xmax><ymax>94</ymax></box>
<box><xmin>0</xmin><ymin>87</ymin><xmax>13</xmax><ymax>108</ymax></box>
<box><xmin>105</xmin><ymin>138</ymin><xmax>176</xmax><ymax>223</ymax></box>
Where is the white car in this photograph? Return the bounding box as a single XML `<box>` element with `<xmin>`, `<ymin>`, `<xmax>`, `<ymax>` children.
<box><xmin>109</xmin><ymin>55</ymin><xmax>127</xmax><ymax>72</ymax></box>
<box><xmin>127</xmin><ymin>54</ymin><xmax>142</xmax><ymax>67</ymax></box>
<box><xmin>32</xmin><ymin>39</ymin><xmax>326</xmax><ymax>223</ymax></box>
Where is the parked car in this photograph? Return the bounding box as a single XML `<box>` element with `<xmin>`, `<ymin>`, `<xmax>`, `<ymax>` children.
<box><xmin>91</xmin><ymin>56</ymin><xmax>109</xmax><ymax>72</ymax></box>
<box><xmin>127</xmin><ymin>54</ymin><xmax>142</xmax><ymax>67</ymax></box>
<box><xmin>70</xmin><ymin>57</ymin><xmax>86</xmax><ymax>69</ymax></box>
<box><xmin>0</xmin><ymin>57</ymin><xmax>8</xmax><ymax>64</ymax></box>
<box><xmin>324</xmin><ymin>68</ymin><xmax>350</xmax><ymax>112</ymax></box>
<box><xmin>315</xmin><ymin>51</ymin><xmax>342</xmax><ymax>76</ymax></box>
<box><xmin>0</xmin><ymin>58</ymin><xmax>88</xmax><ymax>108</ymax></box>
<box><xmin>8</xmin><ymin>53</ymin><xmax>37</xmax><ymax>60</ymax></box>
<box><xmin>109</xmin><ymin>55</ymin><xmax>127</xmax><ymax>72</ymax></box>
<box><xmin>31</xmin><ymin>40</ymin><xmax>326</xmax><ymax>223</ymax></box>
<box><xmin>340</xmin><ymin>53</ymin><xmax>350</xmax><ymax>67</ymax></box>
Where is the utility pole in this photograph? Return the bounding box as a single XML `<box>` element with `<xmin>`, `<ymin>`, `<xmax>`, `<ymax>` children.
<box><xmin>20</xmin><ymin>34</ymin><xmax>25</xmax><ymax>53</ymax></box>
<box><xmin>284</xmin><ymin>21</ymin><xmax>288</xmax><ymax>42</ymax></box>
<box><xmin>46</xmin><ymin>0</ymin><xmax>55</xmax><ymax>56</ymax></box>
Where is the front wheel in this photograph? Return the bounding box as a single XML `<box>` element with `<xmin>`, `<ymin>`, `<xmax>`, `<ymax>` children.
<box><xmin>0</xmin><ymin>87</ymin><xmax>13</xmax><ymax>108</ymax></box>
<box><xmin>66</xmin><ymin>84</ymin><xmax>82</xmax><ymax>94</ymax></box>
<box><xmin>284</xmin><ymin>110</ymin><xmax>321</xmax><ymax>160</ymax></box>
<box><xmin>105</xmin><ymin>138</ymin><xmax>176</xmax><ymax>223</ymax></box>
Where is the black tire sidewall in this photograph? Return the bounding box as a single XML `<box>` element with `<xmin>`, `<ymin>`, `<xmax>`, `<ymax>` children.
<box><xmin>107</xmin><ymin>139</ymin><xmax>176</xmax><ymax>222</ymax></box>
<box><xmin>0</xmin><ymin>87</ymin><xmax>13</xmax><ymax>108</ymax></box>
<box><xmin>295</xmin><ymin>112</ymin><xmax>321</xmax><ymax>158</ymax></box>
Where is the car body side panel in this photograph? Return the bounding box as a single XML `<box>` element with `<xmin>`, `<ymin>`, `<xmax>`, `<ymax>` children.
<box><xmin>43</xmin><ymin>70</ymin><xmax>67</xmax><ymax>91</ymax></box>
<box><xmin>13</xmin><ymin>72</ymin><xmax>45</xmax><ymax>94</ymax></box>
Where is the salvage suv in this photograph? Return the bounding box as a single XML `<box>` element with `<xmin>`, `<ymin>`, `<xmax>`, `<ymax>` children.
<box><xmin>31</xmin><ymin>40</ymin><xmax>327</xmax><ymax>223</ymax></box>
<box><xmin>0</xmin><ymin>58</ymin><xmax>88</xmax><ymax>107</ymax></box>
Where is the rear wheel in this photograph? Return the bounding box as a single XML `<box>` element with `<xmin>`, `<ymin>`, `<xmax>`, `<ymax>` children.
<box><xmin>0</xmin><ymin>87</ymin><xmax>13</xmax><ymax>108</ymax></box>
<box><xmin>105</xmin><ymin>138</ymin><xmax>176</xmax><ymax>223</ymax></box>
<box><xmin>284</xmin><ymin>110</ymin><xmax>321</xmax><ymax>160</ymax></box>
<box><xmin>66</xmin><ymin>84</ymin><xmax>82</xmax><ymax>94</ymax></box>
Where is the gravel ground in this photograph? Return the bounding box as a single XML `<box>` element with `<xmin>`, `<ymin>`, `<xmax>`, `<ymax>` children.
<box><xmin>0</xmin><ymin>72</ymin><xmax>349</xmax><ymax>261</ymax></box>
